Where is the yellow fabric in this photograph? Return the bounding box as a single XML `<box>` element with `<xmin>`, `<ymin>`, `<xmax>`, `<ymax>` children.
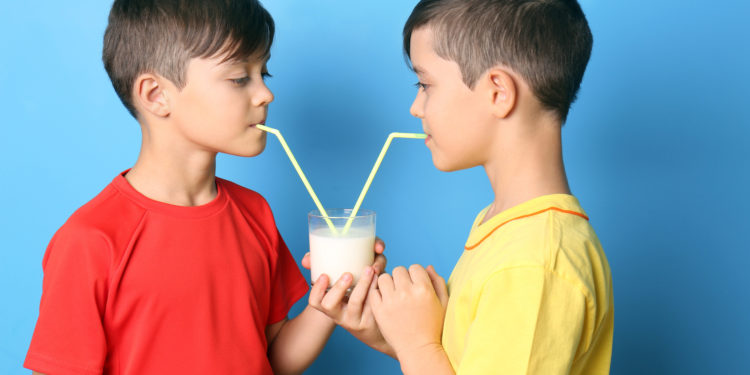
<box><xmin>442</xmin><ymin>194</ymin><xmax>613</xmax><ymax>374</ymax></box>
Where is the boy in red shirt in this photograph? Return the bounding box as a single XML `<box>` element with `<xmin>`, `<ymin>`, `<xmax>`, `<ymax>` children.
<box><xmin>24</xmin><ymin>1</ymin><xmax>386</xmax><ymax>374</ymax></box>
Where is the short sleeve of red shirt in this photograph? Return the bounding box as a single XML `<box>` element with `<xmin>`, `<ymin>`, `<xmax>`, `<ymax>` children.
<box><xmin>266</xmin><ymin>227</ymin><xmax>309</xmax><ymax>325</ymax></box>
<box><xmin>25</xmin><ymin>219</ymin><xmax>112</xmax><ymax>375</ymax></box>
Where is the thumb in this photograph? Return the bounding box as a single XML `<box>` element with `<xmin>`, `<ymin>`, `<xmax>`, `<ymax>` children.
<box><xmin>426</xmin><ymin>265</ymin><xmax>449</xmax><ymax>307</ymax></box>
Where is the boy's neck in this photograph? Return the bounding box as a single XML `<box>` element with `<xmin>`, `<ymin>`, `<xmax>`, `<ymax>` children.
<box><xmin>125</xmin><ymin>122</ymin><xmax>219</xmax><ymax>207</ymax></box>
<box><xmin>481</xmin><ymin>117</ymin><xmax>570</xmax><ymax>223</ymax></box>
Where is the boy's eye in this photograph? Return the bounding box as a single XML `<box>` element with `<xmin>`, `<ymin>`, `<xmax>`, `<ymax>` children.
<box><xmin>261</xmin><ymin>71</ymin><xmax>272</xmax><ymax>81</ymax></box>
<box><xmin>231</xmin><ymin>76</ymin><xmax>250</xmax><ymax>86</ymax></box>
<box><xmin>414</xmin><ymin>81</ymin><xmax>428</xmax><ymax>91</ymax></box>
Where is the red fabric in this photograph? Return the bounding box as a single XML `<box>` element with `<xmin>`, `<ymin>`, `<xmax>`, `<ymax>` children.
<box><xmin>25</xmin><ymin>172</ymin><xmax>309</xmax><ymax>375</ymax></box>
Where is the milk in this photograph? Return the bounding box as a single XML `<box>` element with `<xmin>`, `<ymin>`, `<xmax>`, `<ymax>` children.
<box><xmin>309</xmin><ymin>227</ymin><xmax>374</xmax><ymax>285</ymax></box>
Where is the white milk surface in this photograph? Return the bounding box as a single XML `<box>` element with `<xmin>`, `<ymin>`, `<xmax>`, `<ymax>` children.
<box><xmin>309</xmin><ymin>227</ymin><xmax>374</xmax><ymax>285</ymax></box>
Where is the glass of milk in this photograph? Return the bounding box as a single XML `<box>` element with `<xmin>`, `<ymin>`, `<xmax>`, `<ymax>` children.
<box><xmin>308</xmin><ymin>208</ymin><xmax>375</xmax><ymax>286</ymax></box>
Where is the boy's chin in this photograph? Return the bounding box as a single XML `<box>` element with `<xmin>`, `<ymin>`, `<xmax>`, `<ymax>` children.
<box><xmin>432</xmin><ymin>155</ymin><xmax>474</xmax><ymax>172</ymax></box>
<box><xmin>226</xmin><ymin>141</ymin><xmax>267</xmax><ymax>158</ymax></box>
<box><xmin>433</xmin><ymin>160</ymin><xmax>460</xmax><ymax>172</ymax></box>
<box><xmin>433</xmin><ymin>163</ymin><xmax>454</xmax><ymax>172</ymax></box>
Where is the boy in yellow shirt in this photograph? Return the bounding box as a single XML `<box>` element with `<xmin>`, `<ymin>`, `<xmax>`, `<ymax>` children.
<box><xmin>367</xmin><ymin>0</ymin><xmax>614</xmax><ymax>373</ymax></box>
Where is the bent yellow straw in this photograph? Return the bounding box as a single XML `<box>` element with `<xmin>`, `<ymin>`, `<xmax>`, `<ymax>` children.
<box><xmin>256</xmin><ymin>124</ymin><xmax>337</xmax><ymax>233</ymax></box>
<box><xmin>343</xmin><ymin>132</ymin><xmax>427</xmax><ymax>234</ymax></box>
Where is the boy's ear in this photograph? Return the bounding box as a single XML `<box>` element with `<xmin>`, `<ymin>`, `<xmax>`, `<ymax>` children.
<box><xmin>133</xmin><ymin>73</ymin><xmax>171</xmax><ymax>118</ymax></box>
<box><xmin>486</xmin><ymin>68</ymin><xmax>517</xmax><ymax>119</ymax></box>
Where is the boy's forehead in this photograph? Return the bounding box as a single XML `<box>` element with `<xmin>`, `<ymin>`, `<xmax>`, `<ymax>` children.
<box><xmin>409</xmin><ymin>28</ymin><xmax>436</xmax><ymax>63</ymax></box>
<box><xmin>409</xmin><ymin>27</ymin><xmax>441</xmax><ymax>76</ymax></box>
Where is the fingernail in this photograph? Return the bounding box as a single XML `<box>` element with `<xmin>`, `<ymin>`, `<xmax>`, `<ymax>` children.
<box><xmin>342</xmin><ymin>273</ymin><xmax>352</xmax><ymax>283</ymax></box>
<box><xmin>365</xmin><ymin>267</ymin><xmax>373</xmax><ymax>276</ymax></box>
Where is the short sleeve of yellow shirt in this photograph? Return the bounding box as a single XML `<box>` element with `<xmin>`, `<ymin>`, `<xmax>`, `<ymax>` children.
<box><xmin>443</xmin><ymin>194</ymin><xmax>614</xmax><ymax>375</ymax></box>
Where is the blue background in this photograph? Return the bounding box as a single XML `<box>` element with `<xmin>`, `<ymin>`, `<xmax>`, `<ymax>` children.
<box><xmin>1</xmin><ymin>0</ymin><xmax>748</xmax><ymax>373</ymax></box>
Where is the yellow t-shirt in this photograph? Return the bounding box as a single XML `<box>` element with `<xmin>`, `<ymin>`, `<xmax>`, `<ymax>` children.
<box><xmin>443</xmin><ymin>194</ymin><xmax>613</xmax><ymax>374</ymax></box>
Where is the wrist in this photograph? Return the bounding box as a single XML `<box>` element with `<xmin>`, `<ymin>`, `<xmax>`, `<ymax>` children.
<box><xmin>396</xmin><ymin>342</ymin><xmax>447</xmax><ymax>373</ymax></box>
<box><xmin>370</xmin><ymin>341</ymin><xmax>397</xmax><ymax>359</ymax></box>
<box><xmin>303</xmin><ymin>304</ymin><xmax>337</xmax><ymax>327</ymax></box>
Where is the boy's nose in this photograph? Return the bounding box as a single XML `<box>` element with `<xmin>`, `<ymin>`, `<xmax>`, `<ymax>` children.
<box><xmin>409</xmin><ymin>93</ymin><xmax>424</xmax><ymax>118</ymax></box>
<box><xmin>253</xmin><ymin>84</ymin><xmax>274</xmax><ymax>107</ymax></box>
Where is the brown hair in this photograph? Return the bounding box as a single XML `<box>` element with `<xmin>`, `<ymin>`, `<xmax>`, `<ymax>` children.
<box><xmin>404</xmin><ymin>0</ymin><xmax>592</xmax><ymax>123</ymax></box>
<box><xmin>102</xmin><ymin>0</ymin><xmax>274</xmax><ymax>118</ymax></box>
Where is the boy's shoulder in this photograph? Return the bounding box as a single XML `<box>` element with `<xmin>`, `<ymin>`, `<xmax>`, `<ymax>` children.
<box><xmin>513</xmin><ymin>204</ymin><xmax>603</xmax><ymax>274</ymax></box>
<box><xmin>44</xmin><ymin>175</ymin><xmax>146</xmax><ymax>267</ymax></box>
<box><xmin>60</xmin><ymin>176</ymin><xmax>144</xmax><ymax>235</ymax></box>
<box><xmin>216</xmin><ymin>177</ymin><xmax>262</xmax><ymax>201</ymax></box>
<box><xmin>216</xmin><ymin>177</ymin><xmax>273</xmax><ymax>216</ymax></box>
<box><xmin>462</xmin><ymin>195</ymin><xmax>603</xmax><ymax>281</ymax></box>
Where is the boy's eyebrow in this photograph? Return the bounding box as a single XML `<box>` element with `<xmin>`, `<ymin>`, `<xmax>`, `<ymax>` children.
<box><xmin>412</xmin><ymin>65</ymin><xmax>429</xmax><ymax>77</ymax></box>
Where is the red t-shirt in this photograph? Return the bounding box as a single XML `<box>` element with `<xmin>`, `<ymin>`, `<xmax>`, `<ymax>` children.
<box><xmin>25</xmin><ymin>173</ymin><xmax>309</xmax><ymax>375</ymax></box>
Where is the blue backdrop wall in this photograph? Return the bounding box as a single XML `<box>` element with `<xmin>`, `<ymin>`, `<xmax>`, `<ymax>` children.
<box><xmin>1</xmin><ymin>1</ymin><xmax>748</xmax><ymax>374</ymax></box>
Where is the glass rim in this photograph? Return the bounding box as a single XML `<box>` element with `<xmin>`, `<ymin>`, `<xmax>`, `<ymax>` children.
<box><xmin>308</xmin><ymin>208</ymin><xmax>375</xmax><ymax>219</ymax></box>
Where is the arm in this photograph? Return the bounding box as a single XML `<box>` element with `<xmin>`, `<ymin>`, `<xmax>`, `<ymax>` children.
<box><xmin>266</xmin><ymin>267</ymin><xmax>385</xmax><ymax>373</ymax></box>
<box><xmin>266</xmin><ymin>306</ymin><xmax>337</xmax><ymax>375</ymax></box>
<box><xmin>266</xmin><ymin>238</ymin><xmax>388</xmax><ymax>374</ymax></box>
<box><xmin>370</xmin><ymin>265</ymin><xmax>454</xmax><ymax>375</ymax></box>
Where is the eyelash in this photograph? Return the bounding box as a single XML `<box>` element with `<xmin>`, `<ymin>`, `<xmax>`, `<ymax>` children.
<box><xmin>231</xmin><ymin>77</ymin><xmax>250</xmax><ymax>86</ymax></box>
<box><xmin>231</xmin><ymin>72</ymin><xmax>272</xmax><ymax>87</ymax></box>
<box><xmin>414</xmin><ymin>81</ymin><xmax>428</xmax><ymax>90</ymax></box>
